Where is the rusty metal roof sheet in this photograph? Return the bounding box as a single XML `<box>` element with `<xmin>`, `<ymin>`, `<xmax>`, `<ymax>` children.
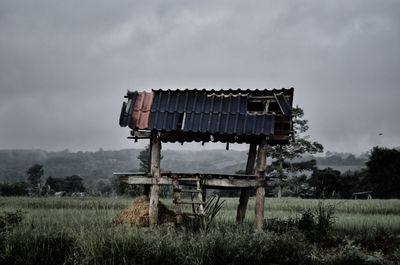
<box><xmin>130</xmin><ymin>91</ymin><xmax>154</xmax><ymax>129</ymax></box>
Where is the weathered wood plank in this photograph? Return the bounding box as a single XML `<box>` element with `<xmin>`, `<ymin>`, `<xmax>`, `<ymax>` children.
<box><xmin>196</xmin><ymin>179</ymin><xmax>205</xmax><ymax>216</ymax></box>
<box><xmin>255</xmin><ymin>139</ymin><xmax>267</xmax><ymax>231</ymax></box>
<box><xmin>121</xmin><ymin>176</ymin><xmax>267</xmax><ymax>188</ymax></box>
<box><xmin>113</xmin><ymin>172</ymin><xmax>148</xmax><ymax>176</ymax></box>
<box><xmin>149</xmin><ymin>135</ymin><xmax>161</xmax><ymax>228</ymax></box>
<box><xmin>172</xmin><ymin>179</ymin><xmax>183</xmax><ymax>225</ymax></box>
<box><xmin>236</xmin><ymin>142</ymin><xmax>257</xmax><ymax>223</ymax></box>
<box><xmin>114</xmin><ymin>171</ymin><xmax>275</xmax><ymax>180</ymax></box>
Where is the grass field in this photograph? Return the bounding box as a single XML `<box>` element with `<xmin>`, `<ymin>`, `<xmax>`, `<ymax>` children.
<box><xmin>1</xmin><ymin>196</ymin><xmax>399</xmax><ymax>264</ymax></box>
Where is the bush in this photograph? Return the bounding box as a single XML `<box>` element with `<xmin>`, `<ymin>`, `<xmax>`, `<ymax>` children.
<box><xmin>325</xmin><ymin>246</ymin><xmax>385</xmax><ymax>265</ymax></box>
<box><xmin>266</xmin><ymin>201</ymin><xmax>335</xmax><ymax>241</ymax></box>
<box><xmin>0</xmin><ymin>210</ymin><xmax>24</xmax><ymax>233</ymax></box>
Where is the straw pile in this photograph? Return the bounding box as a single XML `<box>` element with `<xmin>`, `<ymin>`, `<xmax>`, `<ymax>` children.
<box><xmin>115</xmin><ymin>196</ymin><xmax>176</xmax><ymax>227</ymax></box>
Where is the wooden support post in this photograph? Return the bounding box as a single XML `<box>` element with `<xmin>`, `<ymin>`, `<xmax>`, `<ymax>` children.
<box><xmin>172</xmin><ymin>178</ymin><xmax>183</xmax><ymax>225</ymax></box>
<box><xmin>143</xmin><ymin>140</ymin><xmax>151</xmax><ymax>197</ymax></box>
<box><xmin>255</xmin><ymin>139</ymin><xmax>267</xmax><ymax>231</ymax></box>
<box><xmin>196</xmin><ymin>178</ymin><xmax>205</xmax><ymax>216</ymax></box>
<box><xmin>236</xmin><ymin>142</ymin><xmax>257</xmax><ymax>223</ymax></box>
<box><xmin>149</xmin><ymin>134</ymin><xmax>161</xmax><ymax>228</ymax></box>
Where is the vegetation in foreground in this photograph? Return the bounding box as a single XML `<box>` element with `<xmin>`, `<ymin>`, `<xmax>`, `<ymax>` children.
<box><xmin>0</xmin><ymin>196</ymin><xmax>399</xmax><ymax>265</ymax></box>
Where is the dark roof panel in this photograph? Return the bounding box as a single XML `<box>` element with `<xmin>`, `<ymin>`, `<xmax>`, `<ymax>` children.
<box><xmin>181</xmin><ymin>112</ymin><xmax>275</xmax><ymax>135</ymax></box>
<box><xmin>119</xmin><ymin>92</ymin><xmax>137</xmax><ymax>127</ymax></box>
<box><xmin>151</xmin><ymin>90</ymin><xmax>249</xmax><ymax>114</ymax></box>
<box><xmin>120</xmin><ymin>88</ymin><xmax>291</xmax><ymax>138</ymax></box>
<box><xmin>149</xmin><ymin>111</ymin><xmax>180</xmax><ymax>132</ymax></box>
<box><xmin>275</xmin><ymin>93</ymin><xmax>292</xmax><ymax>116</ymax></box>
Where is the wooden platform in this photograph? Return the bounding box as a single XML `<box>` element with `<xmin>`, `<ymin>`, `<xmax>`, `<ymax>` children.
<box><xmin>114</xmin><ymin>171</ymin><xmax>272</xmax><ymax>189</ymax></box>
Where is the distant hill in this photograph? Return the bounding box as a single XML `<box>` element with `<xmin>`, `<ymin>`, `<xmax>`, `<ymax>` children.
<box><xmin>0</xmin><ymin>149</ymin><xmax>247</xmax><ymax>184</ymax></box>
<box><xmin>0</xmin><ymin>148</ymin><xmax>367</xmax><ymax>188</ymax></box>
<box><xmin>0</xmin><ymin>149</ymin><xmax>141</xmax><ymax>182</ymax></box>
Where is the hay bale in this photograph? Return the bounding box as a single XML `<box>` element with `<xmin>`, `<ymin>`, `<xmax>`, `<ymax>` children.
<box><xmin>115</xmin><ymin>196</ymin><xmax>176</xmax><ymax>227</ymax></box>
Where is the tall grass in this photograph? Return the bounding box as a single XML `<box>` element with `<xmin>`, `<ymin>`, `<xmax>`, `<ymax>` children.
<box><xmin>0</xmin><ymin>196</ymin><xmax>399</xmax><ymax>264</ymax></box>
<box><xmin>1</xmin><ymin>196</ymin><xmax>400</xmax><ymax>235</ymax></box>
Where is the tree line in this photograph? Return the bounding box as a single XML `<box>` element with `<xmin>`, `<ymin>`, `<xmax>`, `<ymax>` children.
<box><xmin>1</xmin><ymin>146</ymin><xmax>399</xmax><ymax>199</ymax></box>
<box><xmin>0</xmin><ymin>164</ymin><xmax>85</xmax><ymax>196</ymax></box>
<box><xmin>279</xmin><ymin>146</ymin><xmax>400</xmax><ymax>199</ymax></box>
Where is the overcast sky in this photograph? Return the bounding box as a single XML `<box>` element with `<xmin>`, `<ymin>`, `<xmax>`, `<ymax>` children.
<box><xmin>0</xmin><ymin>0</ymin><xmax>399</xmax><ymax>154</ymax></box>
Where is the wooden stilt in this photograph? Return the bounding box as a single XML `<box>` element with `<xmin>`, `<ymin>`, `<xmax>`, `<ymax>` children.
<box><xmin>196</xmin><ymin>178</ymin><xmax>205</xmax><ymax>216</ymax></box>
<box><xmin>255</xmin><ymin>139</ymin><xmax>267</xmax><ymax>231</ymax></box>
<box><xmin>143</xmin><ymin>139</ymin><xmax>152</xmax><ymax>197</ymax></box>
<box><xmin>236</xmin><ymin>142</ymin><xmax>257</xmax><ymax>223</ymax></box>
<box><xmin>149</xmin><ymin>134</ymin><xmax>161</xmax><ymax>228</ymax></box>
<box><xmin>172</xmin><ymin>178</ymin><xmax>183</xmax><ymax>225</ymax></box>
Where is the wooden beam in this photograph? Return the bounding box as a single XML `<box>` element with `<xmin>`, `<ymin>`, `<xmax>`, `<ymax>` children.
<box><xmin>255</xmin><ymin>139</ymin><xmax>267</xmax><ymax>231</ymax></box>
<box><xmin>236</xmin><ymin>142</ymin><xmax>257</xmax><ymax>223</ymax></box>
<box><xmin>149</xmin><ymin>134</ymin><xmax>161</xmax><ymax>228</ymax></box>
<box><xmin>121</xmin><ymin>176</ymin><xmax>267</xmax><ymax>188</ymax></box>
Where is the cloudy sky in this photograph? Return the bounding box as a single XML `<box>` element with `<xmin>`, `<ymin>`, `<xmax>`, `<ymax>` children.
<box><xmin>0</xmin><ymin>0</ymin><xmax>399</xmax><ymax>154</ymax></box>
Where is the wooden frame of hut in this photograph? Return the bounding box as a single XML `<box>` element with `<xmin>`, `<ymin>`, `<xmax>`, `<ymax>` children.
<box><xmin>117</xmin><ymin>88</ymin><xmax>294</xmax><ymax>230</ymax></box>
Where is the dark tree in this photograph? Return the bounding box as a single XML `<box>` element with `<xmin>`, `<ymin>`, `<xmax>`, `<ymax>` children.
<box><xmin>138</xmin><ymin>145</ymin><xmax>151</xmax><ymax>172</ymax></box>
<box><xmin>64</xmin><ymin>175</ymin><xmax>85</xmax><ymax>193</ymax></box>
<box><xmin>308</xmin><ymin>168</ymin><xmax>342</xmax><ymax>198</ymax></box>
<box><xmin>365</xmin><ymin>147</ymin><xmax>400</xmax><ymax>198</ymax></box>
<box><xmin>0</xmin><ymin>182</ymin><xmax>29</xmax><ymax>196</ymax></box>
<box><xmin>138</xmin><ymin>148</ymin><xmax>150</xmax><ymax>172</ymax></box>
<box><xmin>338</xmin><ymin>169</ymin><xmax>368</xmax><ymax>198</ymax></box>
<box><xmin>283</xmin><ymin>174</ymin><xmax>310</xmax><ymax>197</ymax></box>
<box><xmin>267</xmin><ymin>107</ymin><xmax>323</xmax><ymax>197</ymax></box>
<box><xmin>45</xmin><ymin>176</ymin><xmax>66</xmax><ymax>192</ymax></box>
<box><xmin>26</xmin><ymin>164</ymin><xmax>44</xmax><ymax>186</ymax></box>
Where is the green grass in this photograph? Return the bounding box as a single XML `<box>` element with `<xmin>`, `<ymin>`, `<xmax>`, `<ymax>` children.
<box><xmin>1</xmin><ymin>196</ymin><xmax>400</xmax><ymax>235</ymax></box>
<box><xmin>0</xmin><ymin>196</ymin><xmax>399</xmax><ymax>264</ymax></box>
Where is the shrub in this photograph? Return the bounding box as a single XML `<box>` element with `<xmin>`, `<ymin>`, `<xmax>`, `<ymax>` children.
<box><xmin>0</xmin><ymin>210</ymin><xmax>24</xmax><ymax>233</ymax></box>
<box><xmin>325</xmin><ymin>246</ymin><xmax>385</xmax><ymax>265</ymax></box>
<box><xmin>266</xmin><ymin>200</ymin><xmax>336</xmax><ymax>241</ymax></box>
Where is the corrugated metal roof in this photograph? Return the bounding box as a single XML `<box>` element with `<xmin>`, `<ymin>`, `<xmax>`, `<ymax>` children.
<box><xmin>120</xmin><ymin>88</ymin><xmax>293</xmax><ymax>137</ymax></box>
<box><xmin>152</xmin><ymin>90</ymin><xmax>248</xmax><ymax>114</ymax></box>
<box><xmin>182</xmin><ymin>113</ymin><xmax>274</xmax><ymax>135</ymax></box>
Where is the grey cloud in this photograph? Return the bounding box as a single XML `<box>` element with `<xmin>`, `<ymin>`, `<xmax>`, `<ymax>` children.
<box><xmin>0</xmin><ymin>0</ymin><xmax>399</xmax><ymax>153</ymax></box>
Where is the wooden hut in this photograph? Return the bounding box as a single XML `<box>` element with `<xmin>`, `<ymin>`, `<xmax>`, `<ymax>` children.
<box><xmin>117</xmin><ymin>88</ymin><xmax>294</xmax><ymax>230</ymax></box>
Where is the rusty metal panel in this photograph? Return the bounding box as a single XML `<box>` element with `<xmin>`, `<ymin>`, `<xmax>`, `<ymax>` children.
<box><xmin>130</xmin><ymin>91</ymin><xmax>154</xmax><ymax>129</ymax></box>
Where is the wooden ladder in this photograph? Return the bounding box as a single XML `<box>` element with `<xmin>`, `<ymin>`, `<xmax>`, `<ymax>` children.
<box><xmin>172</xmin><ymin>177</ymin><xmax>205</xmax><ymax>225</ymax></box>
